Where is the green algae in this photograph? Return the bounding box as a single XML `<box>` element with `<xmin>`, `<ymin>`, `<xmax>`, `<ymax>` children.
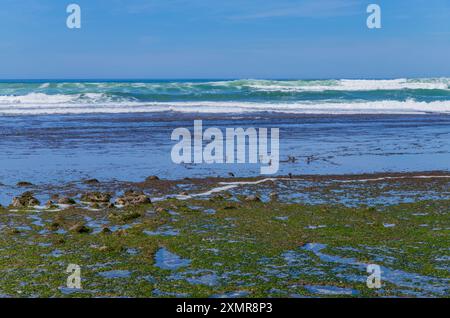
<box><xmin>0</xmin><ymin>194</ymin><xmax>448</xmax><ymax>298</ymax></box>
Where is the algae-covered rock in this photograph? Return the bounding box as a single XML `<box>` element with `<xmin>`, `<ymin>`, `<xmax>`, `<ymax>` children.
<box><xmin>11</xmin><ymin>192</ymin><xmax>40</xmax><ymax>208</ymax></box>
<box><xmin>69</xmin><ymin>223</ymin><xmax>91</xmax><ymax>234</ymax></box>
<box><xmin>115</xmin><ymin>190</ymin><xmax>151</xmax><ymax>206</ymax></box>
<box><xmin>58</xmin><ymin>197</ymin><xmax>76</xmax><ymax>205</ymax></box>
<box><xmin>101</xmin><ymin>227</ymin><xmax>112</xmax><ymax>234</ymax></box>
<box><xmin>80</xmin><ymin>191</ymin><xmax>112</xmax><ymax>203</ymax></box>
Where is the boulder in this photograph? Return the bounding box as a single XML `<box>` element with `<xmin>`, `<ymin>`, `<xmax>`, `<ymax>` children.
<box><xmin>83</xmin><ymin>178</ymin><xmax>100</xmax><ymax>185</ymax></box>
<box><xmin>16</xmin><ymin>181</ymin><xmax>33</xmax><ymax>187</ymax></box>
<box><xmin>101</xmin><ymin>227</ymin><xmax>112</xmax><ymax>234</ymax></box>
<box><xmin>244</xmin><ymin>195</ymin><xmax>261</xmax><ymax>202</ymax></box>
<box><xmin>145</xmin><ymin>175</ymin><xmax>160</xmax><ymax>181</ymax></box>
<box><xmin>115</xmin><ymin>190</ymin><xmax>151</xmax><ymax>206</ymax></box>
<box><xmin>80</xmin><ymin>191</ymin><xmax>111</xmax><ymax>203</ymax></box>
<box><xmin>11</xmin><ymin>192</ymin><xmax>40</xmax><ymax>208</ymax></box>
<box><xmin>69</xmin><ymin>223</ymin><xmax>91</xmax><ymax>234</ymax></box>
<box><xmin>58</xmin><ymin>197</ymin><xmax>76</xmax><ymax>205</ymax></box>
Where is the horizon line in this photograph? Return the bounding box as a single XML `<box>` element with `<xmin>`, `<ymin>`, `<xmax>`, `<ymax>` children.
<box><xmin>0</xmin><ymin>76</ymin><xmax>449</xmax><ymax>82</ymax></box>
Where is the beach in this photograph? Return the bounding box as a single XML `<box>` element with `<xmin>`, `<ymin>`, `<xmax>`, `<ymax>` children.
<box><xmin>0</xmin><ymin>79</ymin><xmax>449</xmax><ymax>297</ymax></box>
<box><xmin>0</xmin><ymin>172</ymin><xmax>449</xmax><ymax>297</ymax></box>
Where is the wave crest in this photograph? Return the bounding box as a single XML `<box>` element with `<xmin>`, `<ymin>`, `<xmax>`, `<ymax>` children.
<box><xmin>0</xmin><ymin>98</ymin><xmax>449</xmax><ymax>115</ymax></box>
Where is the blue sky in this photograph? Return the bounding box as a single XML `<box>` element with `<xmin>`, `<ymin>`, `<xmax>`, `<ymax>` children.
<box><xmin>0</xmin><ymin>0</ymin><xmax>449</xmax><ymax>79</ymax></box>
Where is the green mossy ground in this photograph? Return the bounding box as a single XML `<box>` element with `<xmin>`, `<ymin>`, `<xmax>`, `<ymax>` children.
<box><xmin>0</xmin><ymin>195</ymin><xmax>449</xmax><ymax>298</ymax></box>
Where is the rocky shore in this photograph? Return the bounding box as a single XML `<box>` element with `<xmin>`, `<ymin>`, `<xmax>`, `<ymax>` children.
<box><xmin>0</xmin><ymin>172</ymin><xmax>449</xmax><ymax>298</ymax></box>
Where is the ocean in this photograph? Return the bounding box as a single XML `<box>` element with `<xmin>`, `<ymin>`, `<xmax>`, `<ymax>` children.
<box><xmin>1</xmin><ymin>78</ymin><xmax>450</xmax><ymax>115</ymax></box>
<box><xmin>0</xmin><ymin>78</ymin><xmax>449</xmax><ymax>204</ymax></box>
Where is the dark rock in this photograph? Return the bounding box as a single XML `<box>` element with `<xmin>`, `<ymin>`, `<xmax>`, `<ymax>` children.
<box><xmin>80</xmin><ymin>192</ymin><xmax>111</xmax><ymax>203</ymax></box>
<box><xmin>11</xmin><ymin>192</ymin><xmax>40</xmax><ymax>208</ymax></box>
<box><xmin>58</xmin><ymin>197</ymin><xmax>76</xmax><ymax>205</ymax></box>
<box><xmin>69</xmin><ymin>223</ymin><xmax>91</xmax><ymax>234</ymax></box>
<box><xmin>49</xmin><ymin>222</ymin><xmax>60</xmax><ymax>231</ymax></box>
<box><xmin>101</xmin><ymin>227</ymin><xmax>112</xmax><ymax>234</ymax></box>
<box><xmin>115</xmin><ymin>190</ymin><xmax>151</xmax><ymax>206</ymax></box>
<box><xmin>56</xmin><ymin>238</ymin><xmax>66</xmax><ymax>244</ymax></box>
<box><xmin>9</xmin><ymin>228</ymin><xmax>21</xmax><ymax>234</ymax></box>
<box><xmin>119</xmin><ymin>211</ymin><xmax>142</xmax><ymax>222</ymax></box>
<box><xmin>145</xmin><ymin>175</ymin><xmax>160</xmax><ymax>181</ymax></box>
<box><xmin>123</xmin><ymin>189</ymin><xmax>144</xmax><ymax>197</ymax></box>
<box><xmin>17</xmin><ymin>181</ymin><xmax>33</xmax><ymax>187</ymax></box>
<box><xmin>83</xmin><ymin>178</ymin><xmax>100</xmax><ymax>185</ymax></box>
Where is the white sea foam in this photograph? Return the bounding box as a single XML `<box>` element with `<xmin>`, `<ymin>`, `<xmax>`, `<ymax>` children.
<box><xmin>0</xmin><ymin>93</ymin><xmax>78</xmax><ymax>104</ymax></box>
<box><xmin>38</xmin><ymin>83</ymin><xmax>50</xmax><ymax>89</ymax></box>
<box><xmin>0</xmin><ymin>96</ymin><xmax>449</xmax><ymax>115</ymax></box>
<box><xmin>213</xmin><ymin>78</ymin><xmax>450</xmax><ymax>92</ymax></box>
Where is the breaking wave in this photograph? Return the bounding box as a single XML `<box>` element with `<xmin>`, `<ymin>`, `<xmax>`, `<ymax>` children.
<box><xmin>0</xmin><ymin>97</ymin><xmax>449</xmax><ymax>115</ymax></box>
<box><xmin>0</xmin><ymin>78</ymin><xmax>449</xmax><ymax>115</ymax></box>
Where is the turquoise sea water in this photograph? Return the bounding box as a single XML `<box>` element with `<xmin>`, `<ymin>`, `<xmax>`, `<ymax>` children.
<box><xmin>0</xmin><ymin>78</ymin><xmax>450</xmax><ymax>115</ymax></box>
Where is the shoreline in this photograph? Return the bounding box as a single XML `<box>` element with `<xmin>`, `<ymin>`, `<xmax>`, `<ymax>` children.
<box><xmin>2</xmin><ymin>111</ymin><xmax>450</xmax><ymax>119</ymax></box>
<box><xmin>0</xmin><ymin>169</ymin><xmax>449</xmax><ymax>297</ymax></box>
<box><xmin>2</xmin><ymin>170</ymin><xmax>449</xmax><ymax>207</ymax></box>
